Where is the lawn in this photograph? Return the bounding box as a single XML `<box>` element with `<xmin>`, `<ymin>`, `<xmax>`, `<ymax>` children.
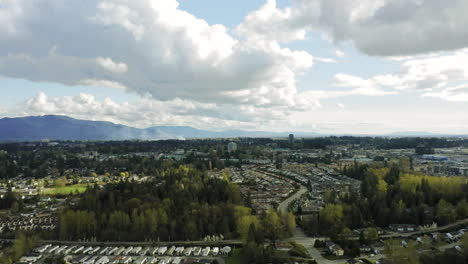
<box><xmin>225</xmin><ymin>248</ymin><xmax>243</xmax><ymax>264</ymax></box>
<box><xmin>43</xmin><ymin>184</ymin><xmax>89</xmax><ymax>195</ymax></box>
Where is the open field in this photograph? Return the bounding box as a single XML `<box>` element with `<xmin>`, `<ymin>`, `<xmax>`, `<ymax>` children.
<box><xmin>42</xmin><ymin>184</ymin><xmax>89</xmax><ymax>195</ymax></box>
<box><xmin>225</xmin><ymin>249</ymin><xmax>242</xmax><ymax>264</ymax></box>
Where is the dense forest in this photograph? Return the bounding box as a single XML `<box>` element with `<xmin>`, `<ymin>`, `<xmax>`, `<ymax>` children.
<box><xmin>304</xmin><ymin>165</ymin><xmax>468</xmax><ymax>239</ymax></box>
<box><xmin>57</xmin><ymin>166</ymin><xmax>295</xmax><ymax>243</ymax></box>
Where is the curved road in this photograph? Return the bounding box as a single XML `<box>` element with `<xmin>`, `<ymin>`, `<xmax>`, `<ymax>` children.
<box><xmin>278</xmin><ymin>186</ymin><xmax>308</xmax><ymax>214</ymax></box>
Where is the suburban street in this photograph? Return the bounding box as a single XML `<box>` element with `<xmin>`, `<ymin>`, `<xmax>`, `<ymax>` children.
<box><xmin>278</xmin><ymin>186</ymin><xmax>308</xmax><ymax>214</ymax></box>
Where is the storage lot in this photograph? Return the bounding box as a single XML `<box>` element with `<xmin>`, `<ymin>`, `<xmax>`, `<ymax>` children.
<box><xmin>18</xmin><ymin>244</ymin><xmax>231</xmax><ymax>264</ymax></box>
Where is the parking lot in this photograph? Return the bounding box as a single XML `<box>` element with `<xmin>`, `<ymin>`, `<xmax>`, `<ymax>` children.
<box><xmin>18</xmin><ymin>244</ymin><xmax>232</xmax><ymax>264</ymax></box>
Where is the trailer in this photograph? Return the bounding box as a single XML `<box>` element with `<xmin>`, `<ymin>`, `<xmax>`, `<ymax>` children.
<box><xmin>157</xmin><ymin>246</ymin><xmax>167</xmax><ymax>256</ymax></box>
<box><xmin>35</xmin><ymin>244</ymin><xmax>51</xmax><ymax>253</ymax></box>
<box><xmin>47</xmin><ymin>245</ymin><xmax>60</xmax><ymax>254</ymax></box>
<box><xmin>182</xmin><ymin>247</ymin><xmax>193</xmax><ymax>256</ymax></box>
<box><xmin>174</xmin><ymin>247</ymin><xmax>184</xmax><ymax>256</ymax></box>
<box><xmin>90</xmin><ymin>246</ymin><xmax>101</xmax><ymax>255</ymax></box>
<box><xmin>150</xmin><ymin>247</ymin><xmax>159</xmax><ymax>256</ymax></box>
<box><xmin>123</xmin><ymin>247</ymin><xmax>134</xmax><ymax>255</ymax></box>
<box><xmin>53</xmin><ymin>245</ymin><xmax>67</xmax><ymax>255</ymax></box>
<box><xmin>96</xmin><ymin>256</ymin><xmax>110</xmax><ymax>264</ymax></box>
<box><xmin>202</xmin><ymin>247</ymin><xmax>210</xmax><ymax>257</ymax></box>
<box><xmin>192</xmin><ymin>247</ymin><xmax>202</xmax><ymax>256</ymax></box>
<box><xmin>82</xmin><ymin>246</ymin><xmax>94</xmax><ymax>254</ymax></box>
<box><xmin>64</xmin><ymin>246</ymin><xmax>76</xmax><ymax>255</ymax></box>
<box><xmin>99</xmin><ymin>247</ymin><xmax>110</xmax><ymax>255</ymax></box>
<box><xmin>74</xmin><ymin>246</ymin><xmax>85</xmax><ymax>254</ymax></box>
<box><xmin>114</xmin><ymin>246</ymin><xmax>125</xmax><ymax>255</ymax></box>
<box><xmin>166</xmin><ymin>246</ymin><xmax>176</xmax><ymax>256</ymax></box>
<box><xmin>108</xmin><ymin>247</ymin><xmax>118</xmax><ymax>255</ymax></box>
<box><xmin>134</xmin><ymin>256</ymin><xmax>147</xmax><ymax>264</ymax></box>
<box><xmin>132</xmin><ymin>246</ymin><xmax>142</xmax><ymax>255</ymax></box>
<box><xmin>140</xmin><ymin>247</ymin><xmax>150</xmax><ymax>256</ymax></box>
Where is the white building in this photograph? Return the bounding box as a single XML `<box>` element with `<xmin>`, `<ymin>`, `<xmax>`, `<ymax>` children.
<box><xmin>228</xmin><ymin>142</ymin><xmax>238</xmax><ymax>153</ymax></box>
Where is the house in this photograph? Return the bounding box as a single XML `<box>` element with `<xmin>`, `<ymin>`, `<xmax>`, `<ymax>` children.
<box><xmin>326</xmin><ymin>241</ymin><xmax>344</xmax><ymax>256</ymax></box>
<box><xmin>389</xmin><ymin>224</ymin><xmax>418</xmax><ymax>233</ymax></box>
<box><xmin>359</xmin><ymin>245</ymin><xmax>372</xmax><ymax>254</ymax></box>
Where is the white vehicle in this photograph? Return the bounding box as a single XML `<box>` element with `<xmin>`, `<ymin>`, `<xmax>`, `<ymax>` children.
<box><xmin>47</xmin><ymin>245</ymin><xmax>60</xmax><ymax>254</ymax></box>
<box><xmin>115</xmin><ymin>246</ymin><xmax>125</xmax><ymax>255</ymax></box>
<box><xmin>55</xmin><ymin>246</ymin><xmax>68</xmax><ymax>255</ymax></box>
<box><xmin>140</xmin><ymin>247</ymin><xmax>150</xmax><ymax>256</ymax></box>
<box><xmin>202</xmin><ymin>247</ymin><xmax>210</xmax><ymax>257</ymax></box>
<box><xmin>84</xmin><ymin>256</ymin><xmax>98</xmax><ymax>264</ymax></box>
<box><xmin>35</xmin><ymin>244</ymin><xmax>51</xmax><ymax>253</ymax></box>
<box><xmin>79</xmin><ymin>255</ymin><xmax>91</xmax><ymax>263</ymax></box>
<box><xmin>108</xmin><ymin>247</ymin><xmax>118</xmax><ymax>255</ymax></box>
<box><xmin>99</xmin><ymin>247</ymin><xmax>109</xmax><ymax>255</ymax></box>
<box><xmin>150</xmin><ymin>247</ymin><xmax>159</xmax><ymax>256</ymax></box>
<box><xmin>174</xmin><ymin>247</ymin><xmax>184</xmax><ymax>256</ymax></box>
<box><xmin>134</xmin><ymin>256</ymin><xmax>146</xmax><ymax>264</ymax></box>
<box><xmin>64</xmin><ymin>246</ymin><xmax>76</xmax><ymax>255</ymax></box>
<box><xmin>183</xmin><ymin>247</ymin><xmax>193</xmax><ymax>256</ymax></box>
<box><xmin>132</xmin><ymin>246</ymin><xmax>142</xmax><ymax>255</ymax></box>
<box><xmin>123</xmin><ymin>247</ymin><xmax>134</xmax><ymax>255</ymax></box>
<box><xmin>96</xmin><ymin>256</ymin><xmax>110</xmax><ymax>264</ymax></box>
<box><xmin>157</xmin><ymin>246</ymin><xmax>167</xmax><ymax>255</ymax></box>
<box><xmin>212</xmin><ymin>247</ymin><xmax>219</xmax><ymax>256</ymax></box>
<box><xmin>166</xmin><ymin>246</ymin><xmax>176</xmax><ymax>256</ymax></box>
<box><xmin>121</xmin><ymin>256</ymin><xmax>132</xmax><ymax>263</ymax></box>
<box><xmin>193</xmin><ymin>247</ymin><xmax>202</xmax><ymax>256</ymax></box>
<box><xmin>90</xmin><ymin>246</ymin><xmax>101</xmax><ymax>255</ymax></box>
<box><xmin>172</xmin><ymin>257</ymin><xmax>182</xmax><ymax>264</ymax></box>
<box><xmin>159</xmin><ymin>257</ymin><xmax>171</xmax><ymax>264</ymax></box>
<box><xmin>82</xmin><ymin>246</ymin><xmax>94</xmax><ymax>254</ymax></box>
<box><xmin>74</xmin><ymin>246</ymin><xmax>85</xmax><ymax>254</ymax></box>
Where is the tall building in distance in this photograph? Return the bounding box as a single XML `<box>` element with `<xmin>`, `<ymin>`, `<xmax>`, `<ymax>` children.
<box><xmin>289</xmin><ymin>134</ymin><xmax>294</xmax><ymax>144</ymax></box>
<box><xmin>228</xmin><ymin>141</ymin><xmax>238</xmax><ymax>152</ymax></box>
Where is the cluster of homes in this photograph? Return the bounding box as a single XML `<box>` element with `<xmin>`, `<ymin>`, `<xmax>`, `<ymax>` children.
<box><xmin>19</xmin><ymin>244</ymin><xmax>232</xmax><ymax>264</ymax></box>
<box><xmin>231</xmin><ymin>166</ymin><xmax>297</xmax><ymax>213</ymax></box>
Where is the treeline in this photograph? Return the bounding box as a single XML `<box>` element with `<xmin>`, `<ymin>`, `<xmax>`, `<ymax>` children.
<box><xmin>58</xmin><ymin>166</ymin><xmax>295</xmax><ymax>242</ymax></box>
<box><xmin>304</xmin><ymin>166</ymin><xmax>468</xmax><ymax>238</ymax></box>
<box><xmin>286</xmin><ymin>136</ymin><xmax>468</xmax><ymax>150</ymax></box>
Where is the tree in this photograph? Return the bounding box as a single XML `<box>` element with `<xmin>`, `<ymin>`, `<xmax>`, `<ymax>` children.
<box><xmin>282</xmin><ymin>212</ymin><xmax>296</xmax><ymax>236</ymax></box>
<box><xmin>319</xmin><ymin>204</ymin><xmax>344</xmax><ymax>238</ymax></box>
<box><xmin>456</xmin><ymin>199</ymin><xmax>468</xmax><ymax>219</ymax></box>
<box><xmin>54</xmin><ymin>177</ymin><xmax>67</xmax><ymax>188</ymax></box>
<box><xmin>363</xmin><ymin>228</ymin><xmax>379</xmax><ymax>242</ymax></box>
<box><xmin>263</xmin><ymin>209</ymin><xmax>282</xmax><ymax>241</ymax></box>
<box><xmin>435</xmin><ymin>199</ymin><xmax>456</xmax><ymax>225</ymax></box>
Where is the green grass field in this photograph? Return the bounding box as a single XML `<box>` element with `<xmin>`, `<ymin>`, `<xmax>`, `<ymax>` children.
<box><xmin>43</xmin><ymin>184</ymin><xmax>89</xmax><ymax>195</ymax></box>
<box><xmin>225</xmin><ymin>248</ymin><xmax>243</xmax><ymax>264</ymax></box>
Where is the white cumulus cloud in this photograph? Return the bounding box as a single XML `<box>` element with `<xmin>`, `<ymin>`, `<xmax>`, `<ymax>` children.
<box><xmin>0</xmin><ymin>0</ymin><xmax>315</xmax><ymax>108</ymax></box>
<box><xmin>237</xmin><ymin>0</ymin><xmax>468</xmax><ymax>56</ymax></box>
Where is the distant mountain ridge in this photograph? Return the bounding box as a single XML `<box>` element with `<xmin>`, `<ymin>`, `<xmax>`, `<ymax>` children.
<box><xmin>0</xmin><ymin>115</ymin><xmax>462</xmax><ymax>142</ymax></box>
<box><xmin>0</xmin><ymin>115</ymin><xmax>318</xmax><ymax>141</ymax></box>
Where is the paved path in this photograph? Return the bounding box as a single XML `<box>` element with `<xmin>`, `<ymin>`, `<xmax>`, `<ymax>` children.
<box><xmin>292</xmin><ymin>228</ymin><xmax>346</xmax><ymax>264</ymax></box>
<box><xmin>277</xmin><ymin>186</ymin><xmax>308</xmax><ymax>215</ymax></box>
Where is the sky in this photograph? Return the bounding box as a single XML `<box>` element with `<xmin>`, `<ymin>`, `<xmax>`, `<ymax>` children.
<box><xmin>1</xmin><ymin>0</ymin><xmax>468</xmax><ymax>135</ymax></box>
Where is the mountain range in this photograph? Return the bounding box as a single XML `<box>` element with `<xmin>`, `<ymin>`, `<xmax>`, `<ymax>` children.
<box><xmin>0</xmin><ymin>115</ymin><xmax>463</xmax><ymax>142</ymax></box>
<box><xmin>0</xmin><ymin>115</ymin><xmax>317</xmax><ymax>141</ymax></box>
